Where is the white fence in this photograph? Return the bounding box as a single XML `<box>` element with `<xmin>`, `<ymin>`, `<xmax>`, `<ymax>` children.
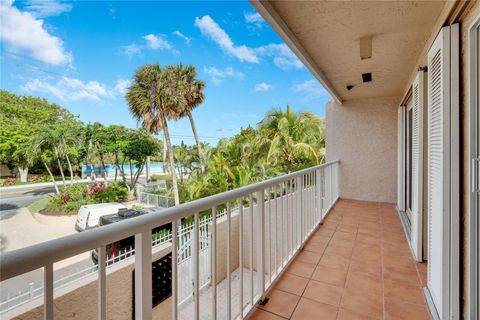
<box><xmin>138</xmin><ymin>192</ymin><xmax>173</xmax><ymax>208</ymax></box>
<box><xmin>0</xmin><ymin>161</ymin><xmax>339</xmax><ymax>320</ymax></box>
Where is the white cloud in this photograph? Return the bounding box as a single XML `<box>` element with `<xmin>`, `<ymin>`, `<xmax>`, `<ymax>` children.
<box><xmin>122</xmin><ymin>34</ymin><xmax>176</xmax><ymax>57</ymax></box>
<box><xmin>0</xmin><ymin>2</ymin><xmax>73</xmax><ymax>66</ymax></box>
<box><xmin>203</xmin><ymin>66</ymin><xmax>243</xmax><ymax>84</ymax></box>
<box><xmin>122</xmin><ymin>44</ymin><xmax>141</xmax><ymax>57</ymax></box>
<box><xmin>142</xmin><ymin>34</ymin><xmax>174</xmax><ymax>51</ymax></box>
<box><xmin>114</xmin><ymin>78</ymin><xmax>130</xmax><ymax>95</ymax></box>
<box><xmin>254</xmin><ymin>82</ymin><xmax>273</xmax><ymax>92</ymax></box>
<box><xmin>244</xmin><ymin>12</ymin><xmax>264</xmax><ymax>28</ymax></box>
<box><xmin>194</xmin><ymin>15</ymin><xmax>258</xmax><ymax>63</ymax></box>
<box><xmin>292</xmin><ymin>79</ymin><xmax>328</xmax><ymax>101</ymax></box>
<box><xmin>172</xmin><ymin>30</ymin><xmax>192</xmax><ymax>46</ymax></box>
<box><xmin>255</xmin><ymin>43</ymin><xmax>303</xmax><ymax>70</ymax></box>
<box><xmin>23</xmin><ymin>0</ymin><xmax>72</xmax><ymax>18</ymax></box>
<box><xmin>21</xmin><ymin>77</ymin><xmax>116</xmax><ymax>103</ymax></box>
<box><xmin>194</xmin><ymin>16</ymin><xmax>303</xmax><ymax>71</ymax></box>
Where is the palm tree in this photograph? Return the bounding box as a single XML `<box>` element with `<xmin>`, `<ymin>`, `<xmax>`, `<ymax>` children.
<box><xmin>173</xmin><ymin>64</ymin><xmax>206</xmax><ymax>173</ymax></box>
<box><xmin>32</xmin><ymin>126</ymin><xmax>69</xmax><ymax>187</ymax></box>
<box><xmin>55</xmin><ymin>123</ymin><xmax>79</xmax><ymax>184</ymax></box>
<box><xmin>258</xmin><ymin>104</ymin><xmax>324</xmax><ymax>172</ymax></box>
<box><xmin>125</xmin><ymin>63</ymin><xmax>183</xmax><ymax>206</ymax></box>
<box><xmin>31</xmin><ymin>128</ymin><xmax>63</xmax><ymax>194</ymax></box>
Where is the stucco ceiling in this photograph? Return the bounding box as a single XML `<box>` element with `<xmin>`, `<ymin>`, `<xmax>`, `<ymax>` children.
<box><xmin>265</xmin><ymin>1</ymin><xmax>446</xmax><ymax>101</ymax></box>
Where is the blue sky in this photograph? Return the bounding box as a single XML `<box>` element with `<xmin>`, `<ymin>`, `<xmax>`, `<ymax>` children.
<box><xmin>0</xmin><ymin>0</ymin><xmax>331</xmax><ymax>145</ymax></box>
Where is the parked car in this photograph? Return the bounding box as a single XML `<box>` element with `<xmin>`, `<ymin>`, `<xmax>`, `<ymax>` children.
<box><xmin>75</xmin><ymin>203</ymin><xmax>127</xmax><ymax>232</ymax></box>
<box><xmin>91</xmin><ymin>207</ymin><xmax>170</xmax><ymax>264</ymax></box>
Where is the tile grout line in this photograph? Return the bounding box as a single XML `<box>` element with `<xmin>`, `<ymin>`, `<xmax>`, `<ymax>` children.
<box><xmin>379</xmin><ymin>203</ymin><xmax>386</xmax><ymax>320</ymax></box>
<box><xmin>335</xmin><ymin>209</ymin><xmax>353</xmax><ymax>320</ymax></box>
<box><xmin>288</xmin><ymin>204</ymin><xmax>339</xmax><ymax>319</ymax></box>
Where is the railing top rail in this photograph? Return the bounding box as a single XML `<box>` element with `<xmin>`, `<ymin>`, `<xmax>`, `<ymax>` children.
<box><xmin>0</xmin><ymin>160</ymin><xmax>339</xmax><ymax>281</ymax></box>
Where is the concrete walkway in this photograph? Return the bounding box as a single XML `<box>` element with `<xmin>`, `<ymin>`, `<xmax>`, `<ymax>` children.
<box><xmin>0</xmin><ymin>208</ymin><xmax>77</xmax><ymax>254</ymax></box>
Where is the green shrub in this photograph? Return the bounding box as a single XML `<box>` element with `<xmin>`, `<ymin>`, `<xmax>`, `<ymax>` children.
<box><xmin>93</xmin><ymin>182</ymin><xmax>128</xmax><ymax>203</ymax></box>
<box><xmin>44</xmin><ymin>182</ymin><xmax>128</xmax><ymax>215</ymax></box>
<box><xmin>61</xmin><ymin>183</ymin><xmax>87</xmax><ymax>203</ymax></box>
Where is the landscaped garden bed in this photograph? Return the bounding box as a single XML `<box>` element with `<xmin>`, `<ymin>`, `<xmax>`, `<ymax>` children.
<box><xmin>40</xmin><ymin>181</ymin><xmax>130</xmax><ymax>215</ymax></box>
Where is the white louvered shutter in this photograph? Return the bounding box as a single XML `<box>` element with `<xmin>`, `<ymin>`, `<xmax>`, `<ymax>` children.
<box><xmin>427</xmin><ymin>26</ymin><xmax>451</xmax><ymax>319</ymax></box>
<box><xmin>397</xmin><ymin>106</ymin><xmax>406</xmax><ymax>212</ymax></box>
<box><xmin>411</xmin><ymin>72</ymin><xmax>424</xmax><ymax>262</ymax></box>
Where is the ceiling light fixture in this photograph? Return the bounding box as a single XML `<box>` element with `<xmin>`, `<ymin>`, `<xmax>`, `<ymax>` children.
<box><xmin>360</xmin><ymin>35</ymin><xmax>372</xmax><ymax>60</ymax></box>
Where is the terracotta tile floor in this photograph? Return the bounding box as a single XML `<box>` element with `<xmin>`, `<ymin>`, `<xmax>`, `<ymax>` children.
<box><xmin>248</xmin><ymin>199</ymin><xmax>430</xmax><ymax>320</ymax></box>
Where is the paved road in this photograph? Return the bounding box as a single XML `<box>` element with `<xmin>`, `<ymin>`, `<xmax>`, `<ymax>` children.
<box><xmin>0</xmin><ymin>187</ymin><xmax>55</xmax><ymax>220</ymax></box>
<box><xmin>0</xmin><ymin>186</ymin><xmax>92</xmax><ymax>311</ymax></box>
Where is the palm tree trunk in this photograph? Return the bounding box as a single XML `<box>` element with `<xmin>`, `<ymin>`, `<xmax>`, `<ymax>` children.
<box><xmin>18</xmin><ymin>166</ymin><xmax>29</xmax><ymax>182</ymax></box>
<box><xmin>161</xmin><ymin>116</ymin><xmax>180</xmax><ymax>206</ymax></box>
<box><xmin>65</xmin><ymin>153</ymin><xmax>74</xmax><ymax>184</ymax></box>
<box><xmin>187</xmin><ymin>111</ymin><xmax>205</xmax><ymax>173</ymax></box>
<box><xmin>55</xmin><ymin>149</ymin><xmax>66</xmax><ymax>188</ymax></box>
<box><xmin>43</xmin><ymin>160</ymin><xmax>60</xmax><ymax>194</ymax></box>
<box><xmin>162</xmin><ymin>132</ymin><xmax>167</xmax><ymax>173</ymax></box>
<box><xmin>99</xmin><ymin>154</ymin><xmax>107</xmax><ymax>185</ymax></box>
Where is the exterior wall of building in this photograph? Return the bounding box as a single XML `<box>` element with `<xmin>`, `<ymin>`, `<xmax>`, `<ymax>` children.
<box><xmin>326</xmin><ymin>96</ymin><xmax>401</xmax><ymax>203</ymax></box>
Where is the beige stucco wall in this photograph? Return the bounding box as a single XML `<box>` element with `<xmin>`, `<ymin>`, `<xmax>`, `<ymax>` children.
<box><xmin>11</xmin><ymin>244</ymin><xmax>172</xmax><ymax>320</ymax></box>
<box><xmin>326</xmin><ymin>96</ymin><xmax>401</xmax><ymax>203</ymax></box>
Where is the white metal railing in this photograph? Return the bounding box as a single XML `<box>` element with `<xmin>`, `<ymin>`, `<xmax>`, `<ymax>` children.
<box><xmin>0</xmin><ymin>207</ymin><xmax>235</xmax><ymax>314</ymax></box>
<box><xmin>0</xmin><ymin>160</ymin><xmax>339</xmax><ymax>320</ymax></box>
<box><xmin>138</xmin><ymin>191</ymin><xmax>174</xmax><ymax>208</ymax></box>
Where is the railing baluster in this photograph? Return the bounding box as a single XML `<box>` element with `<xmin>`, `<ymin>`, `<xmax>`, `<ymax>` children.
<box><xmin>306</xmin><ymin>175</ymin><xmax>309</xmax><ymax>233</ymax></box>
<box><xmin>211</xmin><ymin>207</ymin><xmax>217</xmax><ymax>320</ymax></box>
<box><xmin>300</xmin><ymin>175</ymin><xmax>305</xmax><ymax>242</ymax></box>
<box><xmin>44</xmin><ymin>264</ymin><xmax>53</xmax><ymax>320</ymax></box>
<box><xmin>227</xmin><ymin>202</ymin><xmax>232</xmax><ymax>320</ymax></box>
<box><xmin>98</xmin><ymin>246</ymin><xmax>106</xmax><ymax>320</ymax></box>
<box><xmin>249</xmin><ymin>193</ymin><xmax>254</xmax><ymax>307</ymax></box>
<box><xmin>239</xmin><ymin>199</ymin><xmax>244</xmax><ymax>319</ymax></box>
<box><xmin>267</xmin><ymin>188</ymin><xmax>271</xmax><ymax>283</ymax></box>
<box><xmin>172</xmin><ymin>221</ymin><xmax>178</xmax><ymax>320</ymax></box>
<box><xmin>308</xmin><ymin>172</ymin><xmax>316</xmax><ymax>234</ymax></box>
<box><xmin>280</xmin><ymin>182</ymin><xmax>284</xmax><ymax>266</ymax></box>
<box><xmin>134</xmin><ymin>230</ymin><xmax>152</xmax><ymax>320</ymax></box>
<box><xmin>316</xmin><ymin>169</ymin><xmax>321</xmax><ymax>222</ymax></box>
<box><xmin>256</xmin><ymin>189</ymin><xmax>265</xmax><ymax>300</ymax></box>
<box><xmin>273</xmin><ymin>186</ymin><xmax>278</xmax><ymax>276</ymax></box>
<box><xmin>285</xmin><ymin>180</ymin><xmax>291</xmax><ymax>261</ymax></box>
<box><xmin>290</xmin><ymin>180</ymin><xmax>294</xmax><ymax>255</ymax></box>
<box><xmin>193</xmin><ymin>212</ymin><xmax>200</xmax><ymax>320</ymax></box>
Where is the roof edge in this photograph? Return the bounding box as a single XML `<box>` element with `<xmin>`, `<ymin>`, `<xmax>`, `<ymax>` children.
<box><xmin>249</xmin><ymin>0</ymin><xmax>343</xmax><ymax>105</ymax></box>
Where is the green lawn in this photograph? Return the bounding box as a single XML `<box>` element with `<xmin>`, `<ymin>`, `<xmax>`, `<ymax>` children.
<box><xmin>27</xmin><ymin>198</ymin><xmax>50</xmax><ymax>214</ymax></box>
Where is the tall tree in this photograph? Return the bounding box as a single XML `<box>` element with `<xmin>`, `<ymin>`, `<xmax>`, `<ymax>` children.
<box><xmin>258</xmin><ymin>104</ymin><xmax>324</xmax><ymax>172</ymax></box>
<box><xmin>126</xmin><ymin>63</ymin><xmax>183</xmax><ymax>205</ymax></box>
<box><xmin>32</xmin><ymin>126</ymin><xmax>68</xmax><ymax>187</ymax></box>
<box><xmin>175</xmin><ymin>65</ymin><xmax>206</xmax><ymax>173</ymax></box>
<box><xmin>0</xmin><ymin>90</ymin><xmax>73</xmax><ymax>181</ymax></box>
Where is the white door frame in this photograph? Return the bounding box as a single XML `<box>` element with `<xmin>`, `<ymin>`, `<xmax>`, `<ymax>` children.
<box><xmin>424</xmin><ymin>24</ymin><xmax>460</xmax><ymax>320</ymax></box>
<box><xmin>411</xmin><ymin>71</ymin><xmax>425</xmax><ymax>262</ymax></box>
<box><xmin>467</xmin><ymin>15</ymin><xmax>480</xmax><ymax>320</ymax></box>
<box><xmin>406</xmin><ymin>98</ymin><xmax>414</xmax><ymax>224</ymax></box>
<box><xmin>398</xmin><ymin>106</ymin><xmax>406</xmax><ymax>213</ymax></box>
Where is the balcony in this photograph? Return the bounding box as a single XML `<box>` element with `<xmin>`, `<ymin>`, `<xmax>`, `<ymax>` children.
<box><xmin>0</xmin><ymin>160</ymin><xmax>430</xmax><ymax>320</ymax></box>
<box><xmin>247</xmin><ymin>200</ymin><xmax>429</xmax><ymax>320</ymax></box>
